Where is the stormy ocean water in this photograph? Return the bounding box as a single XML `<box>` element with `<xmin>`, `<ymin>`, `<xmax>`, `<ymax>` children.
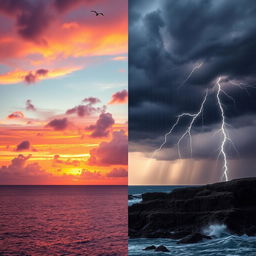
<box><xmin>0</xmin><ymin>185</ymin><xmax>127</xmax><ymax>256</ymax></box>
<box><xmin>128</xmin><ymin>186</ymin><xmax>256</xmax><ymax>256</ymax></box>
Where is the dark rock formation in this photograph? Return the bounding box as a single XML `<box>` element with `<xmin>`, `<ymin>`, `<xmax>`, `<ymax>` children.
<box><xmin>143</xmin><ymin>245</ymin><xmax>156</xmax><ymax>250</ymax></box>
<box><xmin>129</xmin><ymin>178</ymin><xmax>256</xmax><ymax>239</ymax></box>
<box><xmin>177</xmin><ymin>232</ymin><xmax>211</xmax><ymax>244</ymax></box>
<box><xmin>155</xmin><ymin>245</ymin><xmax>170</xmax><ymax>252</ymax></box>
<box><xmin>143</xmin><ymin>245</ymin><xmax>170</xmax><ymax>252</ymax></box>
<box><xmin>128</xmin><ymin>195</ymin><xmax>134</xmax><ymax>200</ymax></box>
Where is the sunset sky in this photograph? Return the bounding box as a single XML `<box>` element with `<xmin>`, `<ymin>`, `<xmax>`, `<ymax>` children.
<box><xmin>0</xmin><ymin>0</ymin><xmax>128</xmax><ymax>185</ymax></box>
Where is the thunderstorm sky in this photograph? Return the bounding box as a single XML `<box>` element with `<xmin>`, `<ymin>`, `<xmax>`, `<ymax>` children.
<box><xmin>129</xmin><ymin>0</ymin><xmax>256</xmax><ymax>185</ymax></box>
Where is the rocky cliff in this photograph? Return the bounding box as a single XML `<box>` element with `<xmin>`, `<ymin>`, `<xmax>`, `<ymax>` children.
<box><xmin>129</xmin><ymin>178</ymin><xmax>256</xmax><ymax>239</ymax></box>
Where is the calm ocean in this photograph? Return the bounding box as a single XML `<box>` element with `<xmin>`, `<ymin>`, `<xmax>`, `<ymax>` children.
<box><xmin>0</xmin><ymin>185</ymin><xmax>127</xmax><ymax>256</ymax></box>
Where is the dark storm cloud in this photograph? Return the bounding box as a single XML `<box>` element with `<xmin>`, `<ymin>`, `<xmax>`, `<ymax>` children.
<box><xmin>146</xmin><ymin>123</ymin><xmax>256</xmax><ymax>162</ymax></box>
<box><xmin>129</xmin><ymin>0</ymin><xmax>256</xmax><ymax>159</ymax></box>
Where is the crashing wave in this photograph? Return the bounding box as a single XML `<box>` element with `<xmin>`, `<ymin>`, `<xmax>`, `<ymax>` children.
<box><xmin>203</xmin><ymin>224</ymin><xmax>228</xmax><ymax>238</ymax></box>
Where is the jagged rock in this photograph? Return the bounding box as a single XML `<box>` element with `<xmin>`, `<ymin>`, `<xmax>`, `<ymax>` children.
<box><xmin>169</xmin><ymin>231</ymin><xmax>191</xmax><ymax>239</ymax></box>
<box><xmin>177</xmin><ymin>232</ymin><xmax>211</xmax><ymax>244</ymax></box>
<box><xmin>143</xmin><ymin>245</ymin><xmax>156</xmax><ymax>250</ymax></box>
<box><xmin>129</xmin><ymin>178</ymin><xmax>256</xmax><ymax>239</ymax></box>
<box><xmin>246</xmin><ymin>226</ymin><xmax>256</xmax><ymax>236</ymax></box>
<box><xmin>128</xmin><ymin>195</ymin><xmax>134</xmax><ymax>200</ymax></box>
<box><xmin>155</xmin><ymin>245</ymin><xmax>170</xmax><ymax>252</ymax></box>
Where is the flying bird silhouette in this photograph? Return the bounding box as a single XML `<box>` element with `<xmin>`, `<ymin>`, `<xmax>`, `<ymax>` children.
<box><xmin>91</xmin><ymin>10</ymin><xmax>104</xmax><ymax>16</ymax></box>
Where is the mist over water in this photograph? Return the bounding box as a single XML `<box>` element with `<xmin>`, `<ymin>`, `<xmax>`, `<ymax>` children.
<box><xmin>0</xmin><ymin>186</ymin><xmax>127</xmax><ymax>256</ymax></box>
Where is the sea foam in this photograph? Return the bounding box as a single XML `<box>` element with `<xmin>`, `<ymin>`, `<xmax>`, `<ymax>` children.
<box><xmin>203</xmin><ymin>224</ymin><xmax>228</xmax><ymax>238</ymax></box>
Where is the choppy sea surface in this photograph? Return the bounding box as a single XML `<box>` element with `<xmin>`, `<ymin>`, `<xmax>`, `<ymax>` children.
<box><xmin>128</xmin><ymin>186</ymin><xmax>186</xmax><ymax>206</ymax></box>
<box><xmin>128</xmin><ymin>186</ymin><xmax>256</xmax><ymax>256</ymax></box>
<box><xmin>0</xmin><ymin>185</ymin><xmax>127</xmax><ymax>256</ymax></box>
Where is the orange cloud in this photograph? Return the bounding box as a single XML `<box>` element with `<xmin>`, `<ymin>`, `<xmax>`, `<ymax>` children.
<box><xmin>0</xmin><ymin>15</ymin><xmax>127</xmax><ymax>59</ymax></box>
<box><xmin>8</xmin><ymin>111</ymin><xmax>24</xmax><ymax>119</ymax></box>
<box><xmin>112</xmin><ymin>56</ymin><xmax>127</xmax><ymax>61</ymax></box>
<box><xmin>0</xmin><ymin>66</ymin><xmax>81</xmax><ymax>85</ymax></box>
<box><xmin>40</xmin><ymin>20</ymin><xmax>127</xmax><ymax>58</ymax></box>
<box><xmin>62</xmin><ymin>22</ymin><xmax>80</xmax><ymax>29</ymax></box>
<box><xmin>0</xmin><ymin>0</ymin><xmax>128</xmax><ymax>85</ymax></box>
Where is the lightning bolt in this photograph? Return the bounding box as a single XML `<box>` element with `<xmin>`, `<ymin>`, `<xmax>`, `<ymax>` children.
<box><xmin>177</xmin><ymin>89</ymin><xmax>208</xmax><ymax>158</ymax></box>
<box><xmin>216</xmin><ymin>77</ymin><xmax>229</xmax><ymax>181</ymax></box>
<box><xmin>153</xmin><ymin>89</ymin><xmax>208</xmax><ymax>158</ymax></box>
<box><xmin>154</xmin><ymin>81</ymin><xmax>232</xmax><ymax>181</ymax></box>
<box><xmin>179</xmin><ymin>62</ymin><xmax>204</xmax><ymax>89</ymax></box>
<box><xmin>153</xmin><ymin>59</ymin><xmax>253</xmax><ymax>181</ymax></box>
<box><xmin>153</xmin><ymin>61</ymin><xmax>205</xmax><ymax>157</ymax></box>
<box><xmin>215</xmin><ymin>77</ymin><xmax>244</xmax><ymax>181</ymax></box>
<box><xmin>229</xmin><ymin>80</ymin><xmax>256</xmax><ymax>96</ymax></box>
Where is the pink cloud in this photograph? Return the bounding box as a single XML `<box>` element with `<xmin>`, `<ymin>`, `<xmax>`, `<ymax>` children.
<box><xmin>107</xmin><ymin>167</ymin><xmax>128</xmax><ymax>177</ymax></box>
<box><xmin>108</xmin><ymin>89</ymin><xmax>128</xmax><ymax>104</ymax></box>
<box><xmin>46</xmin><ymin>118</ymin><xmax>69</xmax><ymax>131</ymax></box>
<box><xmin>0</xmin><ymin>154</ymin><xmax>53</xmax><ymax>185</ymax></box>
<box><xmin>26</xmin><ymin>99</ymin><xmax>36</xmax><ymax>111</ymax></box>
<box><xmin>66</xmin><ymin>97</ymin><xmax>103</xmax><ymax>117</ymax></box>
<box><xmin>53</xmin><ymin>155</ymin><xmax>80</xmax><ymax>167</ymax></box>
<box><xmin>16</xmin><ymin>140</ymin><xmax>30</xmax><ymax>151</ymax></box>
<box><xmin>80</xmin><ymin>169</ymin><xmax>102</xmax><ymax>179</ymax></box>
<box><xmin>54</xmin><ymin>0</ymin><xmax>87</xmax><ymax>13</ymax></box>
<box><xmin>0</xmin><ymin>0</ymin><xmax>52</xmax><ymax>41</ymax></box>
<box><xmin>86</xmin><ymin>112</ymin><xmax>114</xmax><ymax>138</ymax></box>
<box><xmin>83</xmin><ymin>97</ymin><xmax>101</xmax><ymax>104</ymax></box>
<box><xmin>88</xmin><ymin>130</ymin><xmax>128</xmax><ymax>166</ymax></box>
<box><xmin>24</xmin><ymin>69</ymin><xmax>48</xmax><ymax>84</ymax></box>
<box><xmin>7</xmin><ymin>111</ymin><xmax>24</xmax><ymax>119</ymax></box>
